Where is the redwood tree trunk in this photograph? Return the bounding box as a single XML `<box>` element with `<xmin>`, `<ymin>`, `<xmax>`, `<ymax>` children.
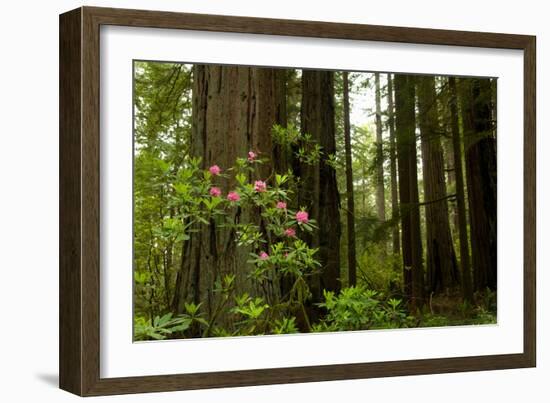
<box><xmin>300</xmin><ymin>70</ymin><xmax>341</xmax><ymax>299</ymax></box>
<box><xmin>448</xmin><ymin>77</ymin><xmax>473</xmax><ymax>303</ymax></box>
<box><xmin>343</xmin><ymin>72</ymin><xmax>357</xmax><ymax>286</ymax></box>
<box><xmin>460</xmin><ymin>78</ymin><xmax>497</xmax><ymax>292</ymax></box>
<box><xmin>375</xmin><ymin>73</ymin><xmax>386</xmax><ymax>224</ymax></box>
<box><xmin>387</xmin><ymin>74</ymin><xmax>400</xmax><ymax>255</ymax></box>
<box><xmin>417</xmin><ymin>76</ymin><xmax>459</xmax><ymax>294</ymax></box>
<box><xmin>172</xmin><ymin>65</ymin><xmax>285</xmax><ymax>322</ymax></box>
<box><xmin>394</xmin><ymin>74</ymin><xmax>424</xmax><ymax>309</ymax></box>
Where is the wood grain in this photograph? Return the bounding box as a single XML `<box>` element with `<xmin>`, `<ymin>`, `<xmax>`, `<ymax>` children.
<box><xmin>59</xmin><ymin>6</ymin><xmax>537</xmax><ymax>396</ymax></box>
<box><xmin>59</xmin><ymin>7</ymin><xmax>82</xmax><ymax>395</ymax></box>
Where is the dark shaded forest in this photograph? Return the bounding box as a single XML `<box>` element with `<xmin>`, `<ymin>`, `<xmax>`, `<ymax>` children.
<box><xmin>133</xmin><ymin>61</ymin><xmax>497</xmax><ymax>341</ymax></box>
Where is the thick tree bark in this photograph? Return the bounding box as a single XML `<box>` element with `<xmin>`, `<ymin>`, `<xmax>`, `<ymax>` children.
<box><xmin>342</xmin><ymin>72</ymin><xmax>357</xmax><ymax>286</ymax></box>
<box><xmin>387</xmin><ymin>74</ymin><xmax>400</xmax><ymax>255</ymax></box>
<box><xmin>394</xmin><ymin>74</ymin><xmax>424</xmax><ymax>309</ymax></box>
<box><xmin>300</xmin><ymin>70</ymin><xmax>341</xmax><ymax>299</ymax></box>
<box><xmin>417</xmin><ymin>76</ymin><xmax>459</xmax><ymax>294</ymax></box>
<box><xmin>448</xmin><ymin>77</ymin><xmax>473</xmax><ymax>303</ymax></box>
<box><xmin>460</xmin><ymin>78</ymin><xmax>497</xmax><ymax>292</ymax></box>
<box><xmin>172</xmin><ymin>65</ymin><xmax>285</xmax><ymax>322</ymax></box>
<box><xmin>374</xmin><ymin>73</ymin><xmax>386</xmax><ymax>224</ymax></box>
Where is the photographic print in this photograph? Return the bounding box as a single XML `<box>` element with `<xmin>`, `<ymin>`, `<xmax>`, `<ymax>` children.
<box><xmin>132</xmin><ymin>62</ymin><xmax>497</xmax><ymax>341</ymax></box>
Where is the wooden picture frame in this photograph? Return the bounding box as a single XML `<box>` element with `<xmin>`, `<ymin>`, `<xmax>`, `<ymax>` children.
<box><xmin>59</xmin><ymin>6</ymin><xmax>536</xmax><ymax>396</ymax></box>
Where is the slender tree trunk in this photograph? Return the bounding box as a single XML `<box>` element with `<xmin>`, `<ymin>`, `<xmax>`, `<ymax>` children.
<box><xmin>172</xmin><ymin>65</ymin><xmax>285</xmax><ymax>322</ymax></box>
<box><xmin>300</xmin><ymin>70</ymin><xmax>341</xmax><ymax>300</ymax></box>
<box><xmin>394</xmin><ymin>74</ymin><xmax>424</xmax><ymax>309</ymax></box>
<box><xmin>273</xmin><ymin>69</ymin><xmax>289</xmax><ymax>174</ymax></box>
<box><xmin>417</xmin><ymin>76</ymin><xmax>459</xmax><ymax>294</ymax></box>
<box><xmin>387</xmin><ymin>74</ymin><xmax>400</xmax><ymax>255</ymax></box>
<box><xmin>443</xmin><ymin>135</ymin><xmax>459</xmax><ymax>235</ymax></box>
<box><xmin>460</xmin><ymin>78</ymin><xmax>497</xmax><ymax>292</ymax></box>
<box><xmin>362</xmin><ymin>165</ymin><xmax>367</xmax><ymax>214</ymax></box>
<box><xmin>375</xmin><ymin>73</ymin><xmax>386</xmax><ymax>224</ymax></box>
<box><xmin>271</xmin><ymin>69</ymin><xmax>296</xmax><ymax>300</ymax></box>
<box><xmin>342</xmin><ymin>72</ymin><xmax>357</xmax><ymax>286</ymax></box>
<box><xmin>448</xmin><ymin>77</ymin><xmax>473</xmax><ymax>303</ymax></box>
<box><xmin>439</xmin><ymin>83</ymin><xmax>460</xmax><ymax>236</ymax></box>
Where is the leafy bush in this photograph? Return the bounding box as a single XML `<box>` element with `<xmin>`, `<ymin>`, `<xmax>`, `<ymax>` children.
<box><xmin>273</xmin><ymin>317</ymin><xmax>299</xmax><ymax>334</ymax></box>
<box><xmin>134</xmin><ymin>302</ymin><xmax>209</xmax><ymax>341</ymax></box>
<box><xmin>134</xmin><ymin>313</ymin><xmax>192</xmax><ymax>341</ymax></box>
<box><xmin>313</xmin><ymin>286</ymin><xmax>413</xmax><ymax>332</ymax></box>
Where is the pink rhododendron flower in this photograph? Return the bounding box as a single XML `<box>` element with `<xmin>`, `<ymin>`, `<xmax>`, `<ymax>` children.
<box><xmin>254</xmin><ymin>180</ymin><xmax>267</xmax><ymax>192</ymax></box>
<box><xmin>259</xmin><ymin>251</ymin><xmax>269</xmax><ymax>260</ymax></box>
<box><xmin>296</xmin><ymin>210</ymin><xmax>309</xmax><ymax>224</ymax></box>
<box><xmin>209</xmin><ymin>187</ymin><xmax>221</xmax><ymax>197</ymax></box>
<box><xmin>248</xmin><ymin>151</ymin><xmax>257</xmax><ymax>161</ymax></box>
<box><xmin>227</xmin><ymin>191</ymin><xmax>240</xmax><ymax>202</ymax></box>
<box><xmin>284</xmin><ymin>227</ymin><xmax>296</xmax><ymax>237</ymax></box>
<box><xmin>209</xmin><ymin>165</ymin><xmax>221</xmax><ymax>176</ymax></box>
<box><xmin>276</xmin><ymin>201</ymin><xmax>287</xmax><ymax>209</ymax></box>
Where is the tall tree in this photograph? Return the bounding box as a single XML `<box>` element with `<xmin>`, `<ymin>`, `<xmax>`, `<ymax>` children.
<box><xmin>172</xmin><ymin>65</ymin><xmax>286</xmax><ymax>320</ymax></box>
<box><xmin>374</xmin><ymin>73</ymin><xmax>386</xmax><ymax>224</ymax></box>
<box><xmin>448</xmin><ymin>77</ymin><xmax>473</xmax><ymax>303</ymax></box>
<box><xmin>394</xmin><ymin>74</ymin><xmax>424</xmax><ymax>309</ymax></box>
<box><xmin>342</xmin><ymin>72</ymin><xmax>357</xmax><ymax>286</ymax></box>
<box><xmin>442</xmin><ymin>127</ymin><xmax>460</xmax><ymax>235</ymax></box>
<box><xmin>417</xmin><ymin>76</ymin><xmax>459</xmax><ymax>293</ymax></box>
<box><xmin>299</xmin><ymin>70</ymin><xmax>341</xmax><ymax>298</ymax></box>
<box><xmin>272</xmin><ymin>69</ymin><xmax>289</xmax><ymax>174</ymax></box>
<box><xmin>439</xmin><ymin>81</ymin><xmax>460</xmax><ymax>236</ymax></box>
<box><xmin>387</xmin><ymin>74</ymin><xmax>400</xmax><ymax>255</ymax></box>
<box><xmin>460</xmin><ymin>78</ymin><xmax>497</xmax><ymax>292</ymax></box>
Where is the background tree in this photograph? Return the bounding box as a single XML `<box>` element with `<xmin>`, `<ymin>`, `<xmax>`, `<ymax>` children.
<box><xmin>394</xmin><ymin>74</ymin><xmax>424</xmax><ymax>308</ymax></box>
<box><xmin>374</xmin><ymin>73</ymin><xmax>386</xmax><ymax>225</ymax></box>
<box><xmin>300</xmin><ymin>70</ymin><xmax>342</xmax><ymax>299</ymax></box>
<box><xmin>448</xmin><ymin>77</ymin><xmax>473</xmax><ymax>303</ymax></box>
<box><xmin>342</xmin><ymin>72</ymin><xmax>357</xmax><ymax>286</ymax></box>
<box><xmin>460</xmin><ymin>78</ymin><xmax>497</xmax><ymax>292</ymax></box>
<box><xmin>417</xmin><ymin>76</ymin><xmax>459</xmax><ymax>293</ymax></box>
<box><xmin>387</xmin><ymin>74</ymin><xmax>400</xmax><ymax>255</ymax></box>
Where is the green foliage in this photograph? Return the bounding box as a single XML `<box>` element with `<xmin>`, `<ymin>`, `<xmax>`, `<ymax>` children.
<box><xmin>133</xmin><ymin>62</ymin><xmax>195</xmax><ymax>321</ymax></box>
<box><xmin>419</xmin><ymin>309</ymin><xmax>496</xmax><ymax>328</ymax></box>
<box><xmin>231</xmin><ymin>294</ymin><xmax>270</xmax><ymax>335</ymax></box>
<box><xmin>273</xmin><ymin>317</ymin><xmax>299</xmax><ymax>334</ymax></box>
<box><xmin>271</xmin><ymin>123</ymin><xmax>301</xmax><ymax>147</ymax></box>
<box><xmin>357</xmin><ymin>244</ymin><xmax>402</xmax><ymax>293</ymax></box>
<box><xmin>418</xmin><ymin>289</ymin><xmax>497</xmax><ymax>328</ymax></box>
<box><xmin>134</xmin><ymin>313</ymin><xmax>192</xmax><ymax>341</ymax></box>
<box><xmin>271</xmin><ymin>124</ymin><xmax>323</xmax><ymax>165</ymax></box>
<box><xmin>134</xmin><ymin>61</ymin><xmax>192</xmax><ymax>152</ymax></box>
<box><xmin>314</xmin><ymin>286</ymin><xmax>413</xmax><ymax>332</ymax></box>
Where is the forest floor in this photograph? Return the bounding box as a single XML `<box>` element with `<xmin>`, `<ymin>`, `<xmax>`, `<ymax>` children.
<box><xmin>416</xmin><ymin>290</ymin><xmax>497</xmax><ymax>328</ymax></box>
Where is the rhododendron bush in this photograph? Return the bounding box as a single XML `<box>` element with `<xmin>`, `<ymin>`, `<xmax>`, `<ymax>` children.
<box><xmin>137</xmin><ymin>146</ymin><xmax>327</xmax><ymax>338</ymax></box>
